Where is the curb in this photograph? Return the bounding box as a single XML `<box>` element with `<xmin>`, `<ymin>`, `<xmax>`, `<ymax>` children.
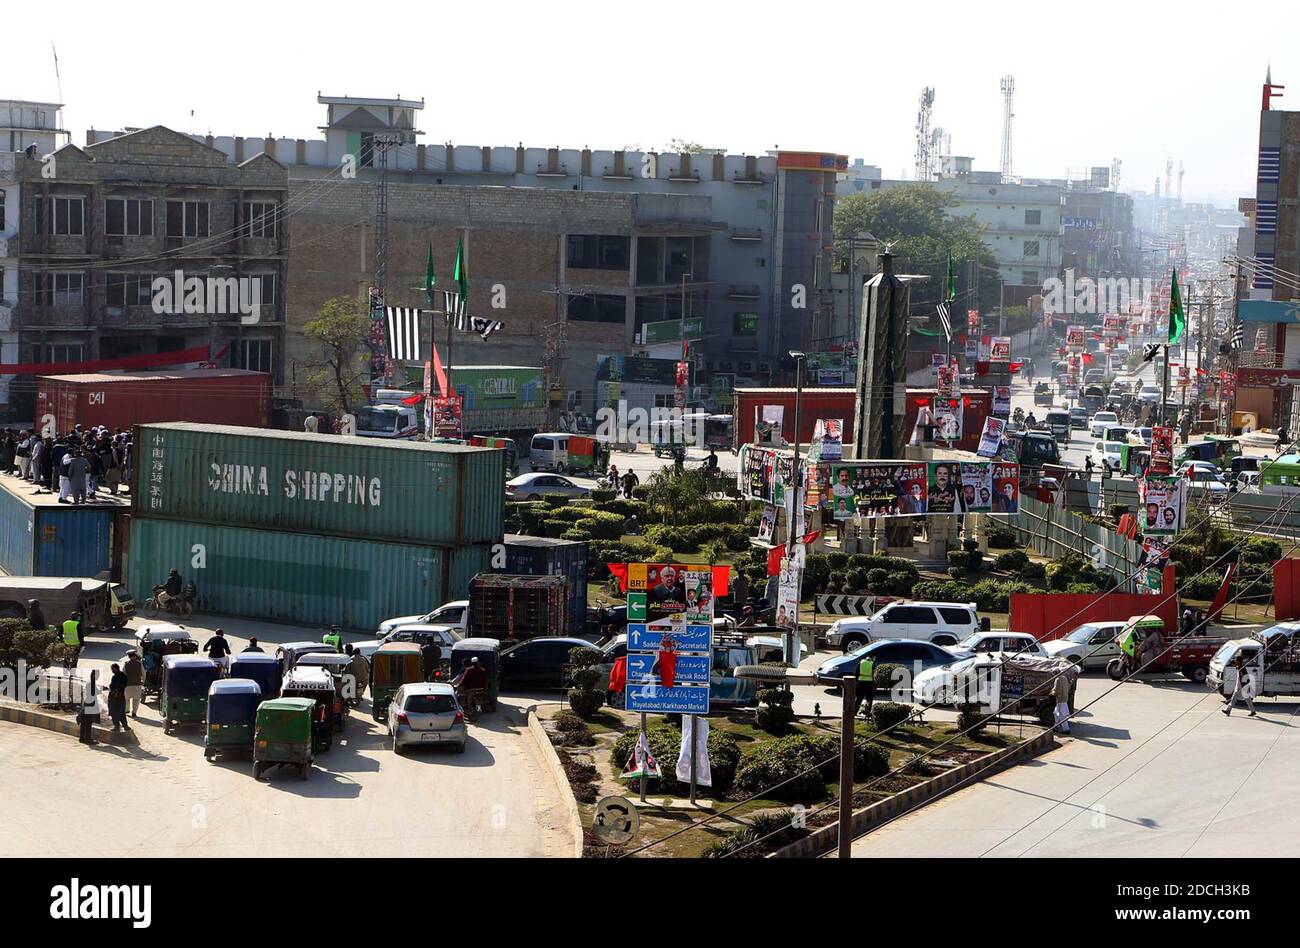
<box><xmin>0</xmin><ymin>699</ymin><xmax>134</xmax><ymax>746</ymax></box>
<box><xmin>526</xmin><ymin>710</ymin><xmax>584</xmax><ymax>859</ymax></box>
<box><xmin>771</xmin><ymin>728</ymin><xmax>1058</xmax><ymax>858</ymax></box>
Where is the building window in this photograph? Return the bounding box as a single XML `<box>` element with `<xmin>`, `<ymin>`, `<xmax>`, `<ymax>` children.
<box><xmin>166</xmin><ymin>200</ymin><xmax>210</xmax><ymax>238</ymax></box>
<box><xmin>244</xmin><ymin>201</ymin><xmax>279</xmax><ymax>239</ymax></box>
<box><xmin>1021</xmin><ymin>270</ymin><xmax>1039</xmax><ymax>286</ymax></box>
<box><xmin>358</xmin><ymin>133</ymin><xmax>376</xmax><ymax>169</ymax></box>
<box><xmin>733</xmin><ymin>312</ymin><xmax>758</xmax><ymax>336</ymax></box>
<box><xmin>238</xmin><ymin>338</ymin><xmax>274</xmax><ymax>374</ymax></box>
<box><xmin>105</xmin><ymin>198</ymin><xmax>154</xmax><ymax>236</ymax></box>
<box><xmin>1025</xmin><ymin>209</ymin><xmax>1041</xmax><ymax>226</ymax></box>
<box><xmin>567</xmin><ymin>293</ymin><xmax>624</xmax><ymax>324</ymax></box>
<box><xmin>567</xmin><ymin>235</ymin><xmax>630</xmax><ymax>270</ymax></box>
<box><xmin>1023</xmin><ymin>240</ymin><xmax>1040</xmax><ymax>257</ymax></box>
<box><xmin>36</xmin><ymin>272</ymin><xmax>84</xmax><ymax>305</ymax></box>
<box><xmin>32</xmin><ymin>342</ymin><xmax>85</xmax><ymax>364</ymax></box>
<box><xmin>107</xmin><ymin>272</ymin><xmax>156</xmax><ymax>307</ymax></box>
<box><xmin>247</xmin><ymin>273</ymin><xmax>277</xmax><ymax>307</ymax></box>
<box><xmin>653</xmin><ymin>393</ymin><xmax>677</xmax><ymax>409</ymax></box>
<box><xmin>49</xmin><ymin>197</ymin><xmax>85</xmax><ymax>236</ymax></box>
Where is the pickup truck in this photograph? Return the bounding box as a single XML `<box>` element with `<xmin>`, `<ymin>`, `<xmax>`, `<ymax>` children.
<box><xmin>0</xmin><ymin>577</ymin><xmax>112</xmax><ymax>632</ymax></box>
<box><xmin>1207</xmin><ymin>623</ymin><xmax>1300</xmax><ymax>698</ymax></box>
<box><xmin>1104</xmin><ymin>615</ymin><xmax>1228</xmax><ymax>683</ymax></box>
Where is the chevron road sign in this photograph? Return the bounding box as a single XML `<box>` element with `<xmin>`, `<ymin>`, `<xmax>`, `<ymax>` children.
<box><xmin>816</xmin><ymin>594</ymin><xmax>879</xmax><ymax>616</ymax></box>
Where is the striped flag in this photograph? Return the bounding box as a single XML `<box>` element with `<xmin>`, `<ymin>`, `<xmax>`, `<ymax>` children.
<box><xmin>384</xmin><ymin>307</ymin><xmax>421</xmax><ymax>361</ymax></box>
<box><xmin>936</xmin><ymin>302</ymin><xmax>952</xmax><ymax>342</ymax></box>
<box><xmin>469</xmin><ymin>315</ymin><xmax>504</xmax><ymax>340</ymax></box>
<box><xmin>1142</xmin><ymin>343</ymin><xmax>1160</xmax><ymax>364</ymax></box>
<box><xmin>1231</xmin><ymin>325</ymin><xmax>1245</xmax><ymax>351</ymax></box>
<box><xmin>443</xmin><ymin>291</ymin><xmax>466</xmax><ymax>332</ymax></box>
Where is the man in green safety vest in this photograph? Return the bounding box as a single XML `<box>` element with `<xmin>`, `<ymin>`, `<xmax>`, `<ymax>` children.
<box><xmin>62</xmin><ymin>611</ymin><xmax>83</xmax><ymax>663</ymax></box>
<box><xmin>323</xmin><ymin>625</ymin><xmax>343</xmax><ymax>653</ymax></box>
<box><xmin>856</xmin><ymin>652</ymin><xmax>876</xmax><ymax>717</ymax></box>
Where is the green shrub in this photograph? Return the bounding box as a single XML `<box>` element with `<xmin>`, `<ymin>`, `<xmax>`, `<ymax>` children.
<box><xmin>594</xmin><ymin>497</ymin><xmax>648</xmax><ymax>520</ymax></box>
<box><xmin>1017</xmin><ymin>562</ymin><xmax>1046</xmax><ymax>581</ymax></box>
<box><xmin>871</xmin><ymin>701</ymin><xmax>912</xmax><ymax>730</ymax></box>
<box><xmin>574</xmin><ymin>511</ymin><xmax>626</xmax><ymax>540</ymax></box>
<box><xmin>827</xmin><ymin>552</ymin><xmax>850</xmax><ymax>571</ymax></box>
<box><xmin>755</xmin><ymin>687</ymin><xmax>795</xmax><ymax>733</ymax></box>
<box><xmin>567</xmin><ymin>688</ymin><xmax>605</xmax><ymax>717</ymax></box>
<box><xmin>845</xmin><ymin>567</ymin><xmax>869</xmax><ymax>593</ymax></box>
<box><xmin>566</xmin><ymin>646</ymin><xmax>606</xmax><ymax>719</ymax></box>
<box><xmin>561</xmin><ymin>529</ymin><xmax>593</xmax><ymax>542</ymax></box>
<box><xmin>542</xmin><ymin>518</ymin><xmax>573</xmax><ymax>538</ymax></box>
<box><xmin>591</xmin><ymin>488</ymin><xmax>617</xmax><ymax>502</ymax></box>
<box><xmin>873</xmin><ymin>663</ymin><xmax>902</xmax><ymax>691</ymax></box>
<box><xmin>0</xmin><ymin>620</ymin><xmax>61</xmax><ymax>670</ymax></box>
<box><xmin>957</xmin><ymin>705</ymin><xmax>989</xmax><ymax>734</ymax></box>
<box><xmin>542</xmin><ymin>494</ymin><xmax>571</xmax><ymax>508</ymax></box>
<box><xmin>986</xmin><ymin>526</ymin><xmax>1020</xmax><ymax>549</ymax></box>
<box><xmin>948</xmin><ymin>567</ymin><xmax>967</xmax><ymax>581</ymax></box>
<box><xmin>993</xmin><ymin>550</ymin><xmax>1030</xmax><ymax>573</ymax></box>
<box><xmin>733</xmin><ymin>734</ymin><xmax>833</xmax><ymax>803</ymax></box>
<box><xmin>1066</xmin><ymin>581</ymin><xmax>1102</xmax><ymax>594</ymax></box>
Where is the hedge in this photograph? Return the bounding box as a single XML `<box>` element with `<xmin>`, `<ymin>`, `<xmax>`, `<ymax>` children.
<box><xmin>609</xmin><ymin>724</ymin><xmax>740</xmax><ymax>794</ymax></box>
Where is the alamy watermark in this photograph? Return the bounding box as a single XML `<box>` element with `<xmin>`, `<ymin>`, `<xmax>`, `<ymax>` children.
<box><xmin>1041</xmin><ymin>270</ymin><xmax>1153</xmax><ymax>317</ymax></box>
<box><xmin>151</xmin><ymin>269</ymin><xmax>262</xmax><ymax>324</ymax></box>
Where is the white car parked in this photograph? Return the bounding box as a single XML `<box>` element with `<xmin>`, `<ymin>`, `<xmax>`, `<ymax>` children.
<box><xmin>949</xmin><ymin>631</ymin><xmax>1048</xmax><ymax>660</ymax></box>
<box><xmin>825</xmin><ymin>601</ymin><xmax>987</xmax><ymax>653</ymax></box>
<box><xmin>1042</xmin><ymin>621</ymin><xmax>1127</xmax><ymax>670</ymax></box>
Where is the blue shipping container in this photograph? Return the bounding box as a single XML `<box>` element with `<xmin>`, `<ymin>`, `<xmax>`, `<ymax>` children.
<box><xmin>0</xmin><ymin>478</ymin><xmax>115</xmax><ymax>578</ymax></box>
<box><xmin>500</xmin><ymin>534</ymin><xmax>589</xmax><ymax>635</ymax></box>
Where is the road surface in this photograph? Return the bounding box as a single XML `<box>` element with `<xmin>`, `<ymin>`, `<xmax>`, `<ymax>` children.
<box><xmin>0</xmin><ymin>617</ymin><xmax>575</xmax><ymax>858</ymax></box>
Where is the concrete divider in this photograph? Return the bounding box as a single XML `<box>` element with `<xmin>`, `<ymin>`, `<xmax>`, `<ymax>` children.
<box><xmin>771</xmin><ymin>727</ymin><xmax>1058</xmax><ymax>858</ymax></box>
<box><xmin>526</xmin><ymin>709</ymin><xmax>585</xmax><ymax>859</ymax></box>
<box><xmin>0</xmin><ymin>698</ymin><xmax>133</xmax><ymax>746</ymax></box>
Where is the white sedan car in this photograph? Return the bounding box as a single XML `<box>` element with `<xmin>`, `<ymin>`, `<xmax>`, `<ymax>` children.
<box><xmin>1042</xmin><ymin>621</ymin><xmax>1126</xmax><ymax>670</ymax></box>
<box><xmin>949</xmin><ymin>631</ymin><xmax>1047</xmax><ymax>660</ymax></box>
<box><xmin>1091</xmin><ymin>440</ymin><xmax>1124</xmax><ymax>471</ymax></box>
<box><xmin>1138</xmin><ymin>386</ymin><xmax>1161</xmax><ymax>405</ymax></box>
<box><xmin>506</xmin><ymin>472</ymin><xmax>594</xmax><ymax>501</ymax></box>
<box><xmin>1089</xmin><ymin>411</ymin><xmax>1120</xmax><ymax>438</ymax></box>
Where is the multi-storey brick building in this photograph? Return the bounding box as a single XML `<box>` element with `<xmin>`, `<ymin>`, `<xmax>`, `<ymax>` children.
<box><xmin>128</xmin><ymin>95</ymin><xmax>842</xmax><ymax>411</ymax></box>
<box><xmin>9</xmin><ymin>126</ymin><xmax>287</xmax><ymax>418</ymax></box>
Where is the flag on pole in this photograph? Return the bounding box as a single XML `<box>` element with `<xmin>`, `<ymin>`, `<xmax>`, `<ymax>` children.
<box><xmin>945</xmin><ymin>253</ymin><xmax>957</xmax><ymax>302</ymax></box>
<box><xmin>384</xmin><ymin>307</ymin><xmax>421</xmax><ymax>361</ymax></box>
<box><xmin>469</xmin><ymin>315</ymin><xmax>504</xmax><ymax>340</ymax></box>
<box><xmin>1231</xmin><ymin>324</ymin><xmax>1245</xmax><ymax>351</ymax></box>
<box><xmin>620</xmin><ymin>730</ymin><xmax>661</xmax><ymax>780</ymax></box>
<box><xmin>424</xmin><ymin>242</ymin><xmax>436</xmax><ymax>308</ymax></box>
<box><xmin>453</xmin><ymin>237</ymin><xmax>468</xmax><ymax>323</ymax></box>
<box><xmin>1142</xmin><ymin>343</ymin><xmax>1160</xmax><ymax>364</ymax></box>
<box><xmin>1167</xmin><ymin>268</ymin><xmax>1185</xmax><ymax>345</ymax></box>
<box><xmin>936</xmin><ymin>302</ymin><xmax>952</xmax><ymax>342</ymax></box>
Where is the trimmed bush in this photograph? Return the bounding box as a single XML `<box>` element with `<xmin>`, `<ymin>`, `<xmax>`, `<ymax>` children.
<box><xmin>993</xmin><ymin>550</ymin><xmax>1030</xmax><ymax>573</ymax></box>
<box><xmin>733</xmin><ymin>734</ymin><xmax>833</xmax><ymax>803</ymax></box>
<box><xmin>591</xmin><ymin>488</ymin><xmax>617</xmax><ymax>502</ymax></box>
<box><xmin>755</xmin><ymin>687</ymin><xmax>795</xmax><ymax>733</ymax></box>
<box><xmin>871</xmin><ymin>701</ymin><xmax>912</xmax><ymax>730</ymax></box>
<box><xmin>542</xmin><ymin>494</ymin><xmax>571</xmax><ymax>508</ymax></box>
<box><xmin>566</xmin><ymin>646</ymin><xmax>606</xmax><ymax>719</ymax></box>
<box><xmin>986</xmin><ymin>526</ymin><xmax>1020</xmax><ymax>549</ymax></box>
<box><xmin>561</xmin><ymin>529</ymin><xmax>593</xmax><ymax>542</ymax></box>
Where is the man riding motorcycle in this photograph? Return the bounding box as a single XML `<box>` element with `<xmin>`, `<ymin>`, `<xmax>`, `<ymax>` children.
<box><xmin>156</xmin><ymin>569</ymin><xmax>183</xmax><ymax>608</ymax></box>
<box><xmin>455</xmin><ymin>657</ymin><xmax>489</xmax><ymax>714</ymax></box>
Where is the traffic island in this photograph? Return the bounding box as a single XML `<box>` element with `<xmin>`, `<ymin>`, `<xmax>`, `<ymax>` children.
<box><xmin>534</xmin><ymin>702</ymin><xmax>1044</xmax><ymax>858</ymax></box>
<box><xmin>0</xmin><ymin>697</ymin><xmax>136</xmax><ymax>746</ymax></box>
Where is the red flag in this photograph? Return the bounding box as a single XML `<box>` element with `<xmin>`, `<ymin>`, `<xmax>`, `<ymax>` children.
<box><xmin>608</xmin><ymin>656</ymin><xmax>627</xmax><ymax>693</ymax></box>
<box><xmin>1207</xmin><ymin>564</ymin><xmax>1237</xmax><ymax>622</ymax></box>
<box><xmin>767</xmin><ymin>532</ymin><xmax>821</xmax><ymax>575</ymax></box>
<box><xmin>657</xmin><ymin>651</ymin><xmax>676</xmax><ymax>689</ymax></box>
<box><xmin>431</xmin><ymin>339</ymin><xmax>453</xmax><ymax>396</ymax></box>
<box><xmin>606</xmin><ymin>562</ymin><xmax>630</xmax><ymax>591</ymax></box>
<box><xmin>400</xmin><ymin>393</ymin><xmax>425</xmax><ymax>405</ymax></box>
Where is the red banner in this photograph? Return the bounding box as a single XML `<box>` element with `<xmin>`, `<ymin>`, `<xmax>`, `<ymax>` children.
<box><xmin>0</xmin><ymin>343</ymin><xmax>221</xmax><ymax>375</ymax></box>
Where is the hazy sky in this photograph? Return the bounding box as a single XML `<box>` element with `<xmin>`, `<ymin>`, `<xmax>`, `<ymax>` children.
<box><xmin>8</xmin><ymin>1</ymin><xmax>1296</xmax><ymax>206</ymax></box>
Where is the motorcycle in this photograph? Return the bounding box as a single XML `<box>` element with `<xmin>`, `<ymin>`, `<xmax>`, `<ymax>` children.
<box><xmin>143</xmin><ymin>581</ymin><xmax>196</xmax><ymax>618</ymax></box>
<box><xmin>1012</xmin><ymin>408</ymin><xmax>1026</xmax><ymax>425</ymax></box>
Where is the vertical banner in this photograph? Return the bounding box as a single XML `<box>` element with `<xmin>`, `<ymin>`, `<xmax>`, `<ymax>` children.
<box><xmin>977</xmin><ymin>416</ymin><xmax>1006</xmax><ymax>459</ymax></box>
<box><xmin>992</xmin><ymin>385</ymin><xmax>1011</xmax><ymax>417</ymax></box>
<box><xmin>809</xmin><ymin>418</ymin><xmax>843</xmax><ymax>462</ymax></box>
<box><xmin>990</xmin><ymin>336</ymin><xmax>1012</xmax><ymax>362</ymax></box>
<box><xmin>776</xmin><ymin>559</ymin><xmax>801</xmax><ymax>630</ymax></box>
<box><xmin>758</xmin><ymin>505</ymin><xmax>778</xmax><ymax>543</ymax></box>
<box><xmin>432</xmin><ymin>394</ymin><xmax>463</xmax><ymax>438</ymax></box>
<box><xmin>991</xmin><ymin>462</ymin><xmax>1020</xmax><ymax>513</ymax></box>
<box><xmin>1150</xmin><ymin>427</ymin><xmax>1174</xmax><ymax>475</ymax></box>
<box><xmin>1139</xmin><ymin>477</ymin><xmax>1184</xmax><ymax>536</ymax></box>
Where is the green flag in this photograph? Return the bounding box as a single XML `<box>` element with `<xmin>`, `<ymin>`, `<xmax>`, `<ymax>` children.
<box><xmin>945</xmin><ymin>254</ymin><xmax>957</xmax><ymax>302</ymax></box>
<box><xmin>424</xmin><ymin>242</ymin><xmax>436</xmax><ymax>308</ymax></box>
<box><xmin>453</xmin><ymin>237</ymin><xmax>468</xmax><ymax>316</ymax></box>
<box><xmin>1167</xmin><ymin>268</ymin><xmax>1185</xmax><ymax>345</ymax></box>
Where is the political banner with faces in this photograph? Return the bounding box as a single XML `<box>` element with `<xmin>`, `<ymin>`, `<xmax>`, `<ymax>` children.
<box><xmin>993</xmin><ymin>385</ymin><xmax>1012</xmax><ymax>417</ymax></box>
<box><xmin>977</xmin><ymin>417</ymin><xmax>1006</xmax><ymax>459</ymax></box>
<box><xmin>1139</xmin><ymin>476</ymin><xmax>1185</xmax><ymax>537</ymax></box>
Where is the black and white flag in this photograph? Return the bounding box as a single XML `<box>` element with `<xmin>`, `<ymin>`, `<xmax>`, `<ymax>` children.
<box><xmin>1231</xmin><ymin>325</ymin><xmax>1245</xmax><ymax>351</ymax></box>
<box><xmin>1142</xmin><ymin>343</ymin><xmax>1161</xmax><ymax>364</ymax></box>
<box><xmin>385</xmin><ymin>307</ymin><xmax>421</xmax><ymax>361</ymax></box>
<box><xmin>469</xmin><ymin>316</ymin><xmax>504</xmax><ymax>340</ymax></box>
<box><xmin>936</xmin><ymin>302</ymin><xmax>952</xmax><ymax>342</ymax></box>
<box><xmin>443</xmin><ymin>291</ymin><xmax>467</xmax><ymax>332</ymax></box>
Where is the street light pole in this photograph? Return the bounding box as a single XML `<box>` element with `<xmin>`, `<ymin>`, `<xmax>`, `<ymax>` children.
<box><xmin>787</xmin><ymin>350</ymin><xmax>806</xmax><ymax>666</ymax></box>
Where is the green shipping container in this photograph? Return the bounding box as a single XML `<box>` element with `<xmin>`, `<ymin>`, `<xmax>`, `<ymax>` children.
<box><xmin>135</xmin><ymin>423</ymin><xmax>503</xmax><ymax>546</ymax></box>
<box><xmin>127</xmin><ymin>517</ymin><xmax>492</xmax><ymax>631</ymax></box>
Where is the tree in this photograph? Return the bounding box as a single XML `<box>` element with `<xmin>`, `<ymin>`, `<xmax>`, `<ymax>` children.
<box><xmin>834</xmin><ymin>184</ymin><xmax>1002</xmax><ymax>316</ymax></box>
<box><xmin>303</xmin><ymin>295</ymin><xmax>371</xmax><ymax>416</ymax></box>
<box><xmin>644</xmin><ymin>467</ymin><xmax>711</xmax><ymax>526</ymax></box>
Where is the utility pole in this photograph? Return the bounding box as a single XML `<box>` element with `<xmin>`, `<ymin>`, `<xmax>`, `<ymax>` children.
<box><xmin>838</xmin><ymin>675</ymin><xmax>857</xmax><ymax>858</ymax></box>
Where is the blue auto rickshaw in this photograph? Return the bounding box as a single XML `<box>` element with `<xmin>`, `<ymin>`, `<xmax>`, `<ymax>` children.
<box><xmin>205</xmin><ymin>679</ymin><xmax>262</xmax><ymax>761</ymax></box>
<box><xmin>450</xmin><ymin>638</ymin><xmax>500</xmax><ymax>711</ymax></box>
<box><xmin>230</xmin><ymin>652</ymin><xmax>282</xmax><ymax>700</ymax></box>
<box><xmin>160</xmin><ymin>655</ymin><xmax>221</xmax><ymax>735</ymax></box>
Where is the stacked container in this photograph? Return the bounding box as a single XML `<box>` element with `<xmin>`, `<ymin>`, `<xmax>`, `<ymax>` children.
<box><xmin>499</xmin><ymin>534</ymin><xmax>589</xmax><ymax>635</ymax></box>
<box><xmin>127</xmin><ymin>423</ymin><xmax>504</xmax><ymax>630</ymax></box>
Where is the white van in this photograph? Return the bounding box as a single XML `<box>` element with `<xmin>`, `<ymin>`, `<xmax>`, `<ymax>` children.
<box><xmin>1207</xmin><ymin>624</ymin><xmax>1300</xmax><ymax>698</ymax></box>
<box><xmin>825</xmin><ymin>601</ymin><xmax>987</xmax><ymax>653</ymax></box>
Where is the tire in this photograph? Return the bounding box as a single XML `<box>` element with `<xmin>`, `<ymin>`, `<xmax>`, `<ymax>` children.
<box><xmin>204</xmin><ymin>749</ymin><xmax>215</xmax><ymax>761</ymax></box>
<box><xmin>1069</xmin><ymin>655</ymin><xmax>1084</xmax><ymax>669</ymax></box>
<box><xmin>164</xmin><ymin>722</ymin><xmax>174</xmax><ymax>735</ymax></box>
<box><xmin>253</xmin><ymin>762</ymin><xmax>265</xmax><ymax>781</ymax></box>
<box><xmin>142</xmin><ymin>598</ymin><xmax>160</xmax><ymax>619</ymax></box>
<box><xmin>1106</xmin><ymin>659</ymin><xmax>1125</xmax><ymax>680</ymax></box>
<box><xmin>393</xmin><ymin>736</ymin><xmax>403</xmax><ymax>755</ymax></box>
<box><xmin>112</xmin><ymin>619</ymin><xmax>129</xmax><ymax>629</ymax></box>
<box><xmin>840</xmin><ymin>636</ymin><xmax>867</xmax><ymax>654</ymax></box>
<box><xmin>179</xmin><ymin>601</ymin><xmax>194</xmax><ymax>618</ymax></box>
<box><xmin>1183</xmin><ymin>665</ymin><xmax>1208</xmax><ymax>684</ymax></box>
<box><xmin>526</xmin><ymin>494</ymin><xmax>540</xmax><ymax>501</ymax></box>
<box><xmin>299</xmin><ymin>765</ymin><xmax>309</xmax><ymax>780</ymax></box>
<box><xmin>456</xmin><ymin>742</ymin><xmax>466</xmax><ymax>754</ymax></box>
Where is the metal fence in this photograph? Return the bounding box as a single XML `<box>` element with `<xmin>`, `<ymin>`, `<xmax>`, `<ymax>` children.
<box><xmin>1007</xmin><ymin>494</ymin><xmax>1141</xmax><ymax>592</ymax></box>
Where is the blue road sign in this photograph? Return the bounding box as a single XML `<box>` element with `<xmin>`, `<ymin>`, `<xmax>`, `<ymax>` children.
<box><xmin>626</xmin><ymin>653</ymin><xmax>711</xmax><ymax>685</ymax></box>
<box><xmin>625</xmin><ymin>681</ymin><xmax>710</xmax><ymax>714</ymax></box>
<box><xmin>626</xmin><ymin>623</ymin><xmax>711</xmax><ymax>653</ymax></box>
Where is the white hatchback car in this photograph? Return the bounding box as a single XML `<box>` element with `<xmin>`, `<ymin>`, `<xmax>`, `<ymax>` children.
<box><xmin>388</xmin><ymin>683</ymin><xmax>467</xmax><ymax>754</ymax></box>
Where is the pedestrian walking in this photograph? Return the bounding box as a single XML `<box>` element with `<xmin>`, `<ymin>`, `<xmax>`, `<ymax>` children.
<box><xmin>123</xmin><ymin>651</ymin><xmax>144</xmax><ymax>718</ymax></box>
<box><xmin>855</xmin><ymin>652</ymin><xmax>876</xmax><ymax>717</ymax></box>
<box><xmin>1222</xmin><ymin>653</ymin><xmax>1258</xmax><ymax>717</ymax></box>
<box><xmin>1053</xmin><ymin>672</ymin><xmax>1072</xmax><ymax>734</ymax></box>
<box><xmin>78</xmin><ymin>670</ymin><xmax>101</xmax><ymax>746</ymax></box>
<box><xmin>107</xmin><ymin>663</ymin><xmax>130</xmax><ymax>732</ymax></box>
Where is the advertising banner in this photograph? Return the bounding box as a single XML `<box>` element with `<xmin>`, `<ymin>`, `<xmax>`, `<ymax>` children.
<box><xmin>432</xmin><ymin>395</ymin><xmax>463</xmax><ymax>438</ymax></box>
<box><xmin>1139</xmin><ymin>477</ymin><xmax>1185</xmax><ymax>537</ymax></box>
<box><xmin>932</xmin><ymin>398</ymin><xmax>964</xmax><ymax>441</ymax></box>
<box><xmin>990</xmin><ymin>336</ymin><xmax>1012</xmax><ymax>362</ymax></box>
<box><xmin>1150</xmin><ymin>427</ymin><xmax>1174</xmax><ymax>475</ymax></box>
<box><xmin>757</xmin><ymin>505</ymin><xmax>778</xmax><ymax>543</ymax></box>
<box><xmin>809</xmin><ymin>418</ymin><xmax>844</xmax><ymax>462</ymax></box>
<box><xmin>1067</xmin><ymin>326</ymin><xmax>1087</xmax><ymax>352</ymax></box>
<box><xmin>992</xmin><ymin>462</ymin><xmax>1020</xmax><ymax>513</ymax></box>
<box><xmin>776</xmin><ymin>559</ymin><xmax>801</xmax><ymax>629</ymax></box>
<box><xmin>957</xmin><ymin>462</ymin><xmax>996</xmax><ymax>513</ymax></box>
<box><xmin>977</xmin><ymin>416</ymin><xmax>1006</xmax><ymax>459</ymax></box>
<box><xmin>993</xmin><ymin>385</ymin><xmax>1011</xmax><ymax>417</ymax></box>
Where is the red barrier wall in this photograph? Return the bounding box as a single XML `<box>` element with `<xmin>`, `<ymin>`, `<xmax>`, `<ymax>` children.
<box><xmin>1009</xmin><ymin>592</ymin><xmax>1178</xmax><ymax>640</ymax></box>
<box><xmin>1275</xmin><ymin>559</ymin><xmax>1300</xmax><ymax>620</ymax></box>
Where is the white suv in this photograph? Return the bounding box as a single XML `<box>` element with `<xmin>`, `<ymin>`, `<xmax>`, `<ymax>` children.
<box><xmin>825</xmin><ymin>601</ymin><xmax>987</xmax><ymax>653</ymax></box>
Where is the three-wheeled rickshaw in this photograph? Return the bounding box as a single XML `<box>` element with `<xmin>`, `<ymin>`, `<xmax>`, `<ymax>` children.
<box><xmin>371</xmin><ymin>642</ymin><xmax>423</xmax><ymax>723</ymax></box>
<box><xmin>276</xmin><ymin>641</ymin><xmax>338</xmax><ymax>670</ymax></box>
<box><xmin>280</xmin><ymin>666</ymin><xmax>343</xmax><ymax>751</ymax></box>
<box><xmin>205</xmin><ymin>678</ymin><xmax>262</xmax><ymax>760</ymax></box>
<box><xmin>253</xmin><ymin>697</ymin><xmax>315</xmax><ymax>781</ymax></box>
<box><xmin>159</xmin><ymin>655</ymin><xmax>221</xmax><ymax>735</ymax></box>
<box><xmin>450</xmin><ymin>638</ymin><xmax>500</xmax><ymax>712</ymax></box>
<box><xmin>294</xmin><ymin>651</ymin><xmax>360</xmax><ymax>709</ymax></box>
<box><xmin>135</xmin><ymin>624</ymin><xmax>197</xmax><ymax>698</ymax></box>
<box><xmin>229</xmin><ymin>651</ymin><xmax>282</xmax><ymax>700</ymax></box>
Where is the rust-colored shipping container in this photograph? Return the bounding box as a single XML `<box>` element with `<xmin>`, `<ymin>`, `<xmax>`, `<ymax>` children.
<box><xmin>35</xmin><ymin>370</ymin><xmax>271</xmax><ymax>434</ymax></box>
<box><xmin>732</xmin><ymin>386</ymin><xmax>994</xmax><ymax>456</ymax></box>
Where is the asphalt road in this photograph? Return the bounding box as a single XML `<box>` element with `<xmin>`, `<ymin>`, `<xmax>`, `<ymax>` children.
<box><xmin>0</xmin><ymin>616</ymin><xmax>575</xmax><ymax>858</ymax></box>
<box><xmin>851</xmin><ymin>672</ymin><xmax>1300</xmax><ymax>857</ymax></box>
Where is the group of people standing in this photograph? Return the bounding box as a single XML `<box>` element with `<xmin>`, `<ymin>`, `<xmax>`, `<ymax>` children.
<box><xmin>0</xmin><ymin>425</ymin><xmax>132</xmax><ymax>504</ymax></box>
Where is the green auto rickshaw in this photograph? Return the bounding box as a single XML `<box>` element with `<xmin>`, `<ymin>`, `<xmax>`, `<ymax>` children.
<box><xmin>160</xmin><ymin>655</ymin><xmax>221</xmax><ymax>735</ymax></box>
<box><xmin>253</xmin><ymin>697</ymin><xmax>316</xmax><ymax>781</ymax></box>
<box><xmin>204</xmin><ymin>678</ymin><xmax>262</xmax><ymax>761</ymax></box>
<box><xmin>450</xmin><ymin>638</ymin><xmax>500</xmax><ymax>712</ymax></box>
<box><xmin>370</xmin><ymin>642</ymin><xmax>423</xmax><ymax>723</ymax></box>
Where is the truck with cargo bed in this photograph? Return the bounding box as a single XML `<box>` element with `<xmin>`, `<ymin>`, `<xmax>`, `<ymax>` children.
<box><xmin>467</xmin><ymin>573</ymin><xmax>567</xmax><ymax>642</ymax></box>
<box><xmin>1207</xmin><ymin>623</ymin><xmax>1300</xmax><ymax>698</ymax></box>
<box><xmin>0</xmin><ymin>577</ymin><xmax>112</xmax><ymax>631</ymax></box>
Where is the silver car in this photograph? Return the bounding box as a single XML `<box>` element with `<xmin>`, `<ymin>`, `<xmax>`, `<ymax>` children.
<box><xmin>388</xmin><ymin>683</ymin><xmax>467</xmax><ymax>754</ymax></box>
<box><xmin>505</xmin><ymin>472</ymin><xmax>592</xmax><ymax>501</ymax></box>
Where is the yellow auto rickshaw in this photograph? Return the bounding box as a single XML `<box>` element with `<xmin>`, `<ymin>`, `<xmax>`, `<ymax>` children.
<box><xmin>370</xmin><ymin>642</ymin><xmax>423</xmax><ymax>723</ymax></box>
